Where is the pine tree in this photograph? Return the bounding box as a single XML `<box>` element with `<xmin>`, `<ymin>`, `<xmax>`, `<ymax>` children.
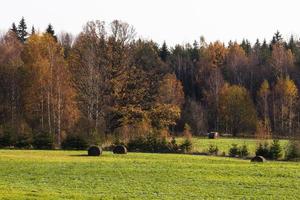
<box><xmin>17</xmin><ymin>17</ymin><xmax>28</xmax><ymax>43</ymax></box>
<box><xmin>288</xmin><ymin>35</ymin><xmax>296</xmax><ymax>53</ymax></box>
<box><xmin>31</xmin><ymin>26</ymin><xmax>36</xmax><ymax>35</ymax></box>
<box><xmin>270</xmin><ymin>30</ymin><xmax>283</xmax><ymax>49</ymax></box>
<box><xmin>46</xmin><ymin>24</ymin><xmax>57</xmax><ymax>41</ymax></box>
<box><xmin>191</xmin><ymin>40</ymin><xmax>199</xmax><ymax>62</ymax></box>
<box><xmin>240</xmin><ymin>39</ymin><xmax>251</xmax><ymax>55</ymax></box>
<box><xmin>11</xmin><ymin>23</ymin><xmax>18</xmax><ymax>36</ymax></box>
<box><xmin>260</xmin><ymin>39</ymin><xmax>270</xmax><ymax>64</ymax></box>
<box><xmin>159</xmin><ymin>41</ymin><xmax>170</xmax><ymax>62</ymax></box>
<box><xmin>253</xmin><ymin>39</ymin><xmax>261</xmax><ymax>53</ymax></box>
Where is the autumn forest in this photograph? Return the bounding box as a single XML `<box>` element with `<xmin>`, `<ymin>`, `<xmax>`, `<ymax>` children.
<box><xmin>1</xmin><ymin>17</ymin><xmax>300</xmax><ymax>148</ymax></box>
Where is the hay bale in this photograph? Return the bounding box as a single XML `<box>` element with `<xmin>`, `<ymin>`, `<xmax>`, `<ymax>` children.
<box><xmin>113</xmin><ymin>145</ymin><xmax>127</xmax><ymax>154</ymax></box>
<box><xmin>88</xmin><ymin>145</ymin><xmax>102</xmax><ymax>156</ymax></box>
<box><xmin>251</xmin><ymin>156</ymin><xmax>266</xmax><ymax>162</ymax></box>
<box><xmin>208</xmin><ymin>132</ymin><xmax>219</xmax><ymax>139</ymax></box>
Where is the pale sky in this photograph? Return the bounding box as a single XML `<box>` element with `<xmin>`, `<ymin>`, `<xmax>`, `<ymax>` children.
<box><xmin>1</xmin><ymin>0</ymin><xmax>300</xmax><ymax>46</ymax></box>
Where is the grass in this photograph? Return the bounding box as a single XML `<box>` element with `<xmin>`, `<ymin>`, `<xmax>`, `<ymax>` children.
<box><xmin>178</xmin><ymin>137</ymin><xmax>289</xmax><ymax>156</ymax></box>
<box><xmin>0</xmin><ymin>150</ymin><xmax>299</xmax><ymax>199</ymax></box>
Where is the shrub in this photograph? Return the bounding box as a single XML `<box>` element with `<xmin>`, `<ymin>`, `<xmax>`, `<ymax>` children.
<box><xmin>15</xmin><ymin>134</ymin><xmax>32</xmax><ymax>149</ymax></box>
<box><xmin>0</xmin><ymin>130</ymin><xmax>13</xmax><ymax>147</ymax></box>
<box><xmin>113</xmin><ymin>145</ymin><xmax>127</xmax><ymax>154</ymax></box>
<box><xmin>32</xmin><ymin>131</ymin><xmax>53</xmax><ymax>149</ymax></box>
<box><xmin>61</xmin><ymin>135</ymin><xmax>88</xmax><ymax>150</ymax></box>
<box><xmin>239</xmin><ymin>144</ymin><xmax>249</xmax><ymax>158</ymax></box>
<box><xmin>229</xmin><ymin>144</ymin><xmax>239</xmax><ymax>157</ymax></box>
<box><xmin>269</xmin><ymin>140</ymin><xmax>282</xmax><ymax>160</ymax></box>
<box><xmin>285</xmin><ymin>140</ymin><xmax>300</xmax><ymax>160</ymax></box>
<box><xmin>208</xmin><ymin>144</ymin><xmax>219</xmax><ymax>155</ymax></box>
<box><xmin>88</xmin><ymin>145</ymin><xmax>102</xmax><ymax>156</ymax></box>
<box><xmin>127</xmin><ymin>135</ymin><xmax>185</xmax><ymax>153</ymax></box>
<box><xmin>180</xmin><ymin>138</ymin><xmax>192</xmax><ymax>153</ymax></box>
<box><xmin>229</xmin><ymin>144</ymin><xmax>249</xmax><ymax>158</ymax></box>
<box><xmin>255</xmin><ymin>140</ymin><xmax>282</xmax><ymax>160</ymax></box>
<box><xmin>255</xmin><ymin>142</ymin><xmax>269</xmax><ymax>158</ymax></box>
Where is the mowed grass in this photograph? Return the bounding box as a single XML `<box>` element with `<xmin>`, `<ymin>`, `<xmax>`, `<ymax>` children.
<box><xmin>178</xmin><ymin>137</ymin><xmax>289</xmax><ymax>155</ymax></box>
<box><xmin>0</xmin><ymin>150</ymin><xmax>299</xmax><ymax>199</ymax></box>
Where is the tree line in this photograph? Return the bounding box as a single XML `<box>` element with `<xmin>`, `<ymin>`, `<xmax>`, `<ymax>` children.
<box><xmin>0</xmin><ymin>17</ymin><xmax>299</xmax><ymax>148</ymax></box>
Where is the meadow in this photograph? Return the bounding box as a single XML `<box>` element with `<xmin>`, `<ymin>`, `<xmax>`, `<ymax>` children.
<box><xmin>0</xmin><ymin>149</ymin><xmax>299</xmax><ymax>199</ymax></box>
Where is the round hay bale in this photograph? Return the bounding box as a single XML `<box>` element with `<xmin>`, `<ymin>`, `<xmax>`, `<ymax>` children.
<box><xmin>113</xmin><ymin>145</ymin><xmax>127</xmax><ymax>154</ymax></box>
<box><xmin>88</xmin><ymin>145</ymin><xmax>102</xmax><ymax>156</ymax></box>
<box><xmin>251</xmin><ymin>156</ymin><xmax>266</xmax><ymax>162</ymax></box>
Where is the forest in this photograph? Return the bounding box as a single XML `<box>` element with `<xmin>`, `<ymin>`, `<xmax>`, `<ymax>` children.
<box><xmin>1</xmin><ymin>17</ymin><xmax>300</xmax><ymax>148</ymax></box>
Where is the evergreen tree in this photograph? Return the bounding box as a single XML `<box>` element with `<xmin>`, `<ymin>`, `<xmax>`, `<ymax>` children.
<box><xmin>260</xmin><ymin>39</ymin><xmax>270</xmax><ymax>64</ymax></box>
<box><xmin>240</xmin><ymin>39</ymin><xmax>251</xmax><ymax>55</ymax></box>
<box><xmin>288</xmin><ymin>35</ymin><xmax>296</xmax><ymax>53</ymax></box>
<box><xmin>46</xmin><ymin>24</ymin><xmax>57</xmax><ymax>41</ymax></box>
<box><xmin>228</xmin><ymin>40</ymin><xmax>233</xmax><ymax>48</ymax></box>
<box><xmin>11</xmin><ymin>23</ymin><xmax>18</xmax><ymax>36</ymax></box>
<box><xmin>270</xmin><ymin>30</ymin><xmax>283</xmax><ymax>49</ymax></box>
<box><xmin>191</xmin><ymin>40</ymin><xmax>199</xmax><ymax>62</ymax></box>
<box><xmin>17</xmin><ymin>17</ymin><xmax>28</xmax><ymax>43</ymax></box>
<box><xmin>253</xmin><ymin>39</ymin><xmax>261</xmax><ymax>52</ymax></box>
<box><xmin>31</xmin><ymin>26</ymin><xmax>36</xmax><ymax>35</ymax></box>
<box><xmin>159</xmin><ymin>41</ymin><xmax>170</xmax><ymax>62</ymax></box>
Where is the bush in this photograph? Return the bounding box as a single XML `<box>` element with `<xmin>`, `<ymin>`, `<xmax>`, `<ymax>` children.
<box><xmin>127</xmin><ymin>135</ymin><xmax>185</xmax><ymax>153</ymax></box>
<box><xmin>113</xmin><ymin>145</ymin><xmax>127</xmax><ymax>154</ymax></box>
<box><xmin>0</xmin><ymin>130</ymin><xmax>13</xmax><ymax>147</ymax></box>
<box><xmin>61</xmin><ymin>135</ymin><xmax>88</xmax><ymax>150</ymax></box>
<box><xmin>208</xmin><ymin>144</ymin><xmax>219</xmax><ymax>155</ymax></box>
<box><xmin>255</xmin><ymin>140</ymin><xmax>282</xmax><ymax>160</ymax></box>
<box><xmin>239</xmin><ymin>144</ymin><xmax>249</xmax><ymax>158</ymax></box>
<box><xmin>15</xmin><ymin>134</ymin><xmax>32</xmax><ymax>149</ymax></box>
<box><xmin>229</xmin><ymin>144</ymin><xmax>249</xmax><ymax>158</ymax></box>
<box><xmin>32</xmin><ymin>131</ymin><xmax>53</xmax><ymax>149</ymax></box>
<box><xmin>255</xmin><ymin>142</ymin><xmax>270</xmax><ymax>158</ymax></box>
<box><xmin>88</xmin><ymin>145</ymin><xmax>102</xmax><ymax>156</ymax></box>
<box><xmin>229</xmin><ymin>144</ymin><xmax>239</xmax><ymax>157</ymax></box>
<box><xmin>285</xmin><ymin>140</ymin><xmax>300</xmax><ymax>160</ymax></box>
<box><xmin>269</xmin><ymin>140</ymin><xmax>282</xmax><ymax>160</ymax></box>
<box><xmin>180</xmin><ymin>138</ymin><xmax>192</xmax><ymax>153</ymax></box>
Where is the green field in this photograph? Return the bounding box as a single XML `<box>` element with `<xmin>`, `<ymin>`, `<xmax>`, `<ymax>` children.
<box><xmin>0</xmin><ymin>150</ymin><xmax>299</xmax><ymax>199</ymax></box>
<box><xmin>178</xmin><ymin>137</ymin><xmax>289</xmax><ymax>156</ymax></box>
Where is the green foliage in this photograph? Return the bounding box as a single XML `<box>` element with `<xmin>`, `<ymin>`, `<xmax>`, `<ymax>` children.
<box><xmin>208</xmin><ymin>144</ymin><xmax>219</xmax><ymax>155</ymax></box>
<box><xmin>285</xmin><ymin>140</ymin><xmax>300</xmax><ymax>160</ymax></box>
<box><xmin>269</xmin><ymin>140</ymin><xmax>282</xmax><ymax>160</ymax></box>
<box><xmin>159</xmin><ymin>41</ymin><xmax>170</xmax><ymax>62</ymax></box>
<box><xmin>239</xmin><ymin>144</ymin><xmax>249</xmax><ymax>158</ymax></box>
<box><xmin>0</xmin><ymin>128</ymin><xmax>15</xmax><ymax>147</ymax></box>
<box><xmin>15</xmin><ymin>134</ymin><xmax>32</xmax><ymax>149</ymax></box>
<box><xmin>219</xmin><ymin>85</ymin><xmax>258</xmax><ymax>136</ymax></box>
<box><xmin>17</xmin><ymin>17</ymin><xmax>28</xmax><ymax>43</ymax></box>
<box><xmin>61</xmin><ymin>135</ymin><xmax>88</xmax><ymax>150</ymax></box>
<box><xmin>229</xmin><ymin>144</ymin><xmax>239</xmax><ymax>157</ymax></box>
<box><xmin>229</xmin><ymin>144</ymin><xmax>249</xmax><ymax>158</ymax></box>
<box><xmin>180</xmin><ymin>138</ymin><xmax>192</xmax><ymax>153</ymax></box>
<box><xmin>255</xmin><ymin>140</ymin><xmax>282</xmax><ymax>160</ymax></box>
<box><xmin>32</xmin><ymin>131</ymin><xmax>54</xmax><ymax>149</ymax></box>
<box><xmin>255</xmin><ymin>142</ymin><xmax>270</xmax><ymax>158</ymax></box>
<box><xmin>126</xmin><ymin>135</ymin><xmax>193</xmax><ymax>153</ymax></box>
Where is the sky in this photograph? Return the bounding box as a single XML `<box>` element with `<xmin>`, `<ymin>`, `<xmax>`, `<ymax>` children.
<box><xmin>1</xmin><ymin>0</ymin><xmax>300</xmax><ymax>46</ymax></box>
